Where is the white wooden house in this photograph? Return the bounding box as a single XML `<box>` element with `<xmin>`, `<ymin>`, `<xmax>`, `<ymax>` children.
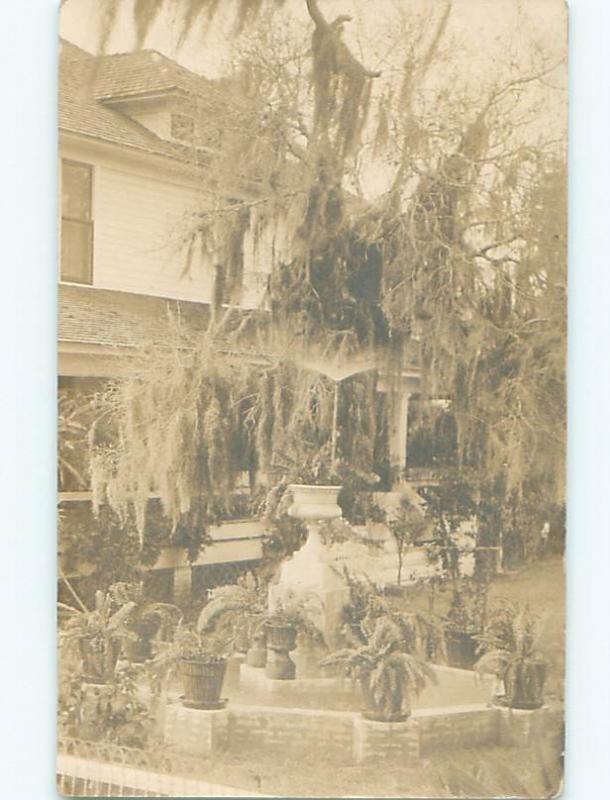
<box><xmin>58</xmin><ymin>40</ymin><xmax>270</xmax><ymax>599</ymax></box>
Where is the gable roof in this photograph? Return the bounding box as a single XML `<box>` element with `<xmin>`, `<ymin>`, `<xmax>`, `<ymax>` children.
<box><xmin>93</xmin><ymin>48</ymin><xmax>213</xmax><ymax>101</ymax></box>
<box><xmin>59</xmin><ymin>39</ymin><xmax>211</xmax><ymax>160</ymax></box>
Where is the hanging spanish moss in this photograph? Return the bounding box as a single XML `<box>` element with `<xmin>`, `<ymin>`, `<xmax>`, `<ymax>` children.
<box><xmin>88</xmin><ymin>0</ymin><xmax>566</xmax><ymax>564</ymax></box>
<box><xmin>89</xmin><ymin>320</ymin><xmax>391</xmax><ymax>557</ymax></box>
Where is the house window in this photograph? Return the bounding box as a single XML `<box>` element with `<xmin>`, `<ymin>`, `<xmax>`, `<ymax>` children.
<box><xmin>170</xmin><ymin>113</ymin><xmax>195</xmax><ymax>143</ymax></box>
<box><xmin>61</xmin><ymin>160</ymin><xmax>93</xmax><ymax>284</ymax></box>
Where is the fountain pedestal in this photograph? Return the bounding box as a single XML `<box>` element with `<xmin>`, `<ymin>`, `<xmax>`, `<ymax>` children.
<box><xmin>268</xmin><ymin>485</ymin><xmax>349</xmax><ymax>651</ymax></box>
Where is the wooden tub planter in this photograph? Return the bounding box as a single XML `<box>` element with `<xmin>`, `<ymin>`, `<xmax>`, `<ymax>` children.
<box><xmin>180</xmin><ymin>657</ymin><xmax>228</xmax><ymax>710</ymax></box>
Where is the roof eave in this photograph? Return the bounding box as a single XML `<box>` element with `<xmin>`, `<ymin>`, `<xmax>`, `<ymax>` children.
<box><xmin>59</xmin><ymin>127</ymin><xmax>210</xmax><ymax>173</ymax></box>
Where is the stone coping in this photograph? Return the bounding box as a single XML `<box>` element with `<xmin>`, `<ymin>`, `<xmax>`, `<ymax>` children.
<box><xmin>230</xmin><ymin>702</ymin><xmax>360</xmax><ymax>720</ymax></box>
<box><xmin>413</xmin><ymin>703</ymin><xmax>491</xmax><ymax>718</ymax></box>
<box><xmin>162</xmin><ymin>694</ymin><xmax>539</xmax><ymax>724</ymax></box>
<box><xmin>163</xmin><ymin>696</ymin><xmax>493</xmax><ymax>722</ymax></box>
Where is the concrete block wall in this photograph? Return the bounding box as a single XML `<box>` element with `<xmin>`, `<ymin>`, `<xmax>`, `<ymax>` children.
<box><xmin>165</xmin><ymin>705</ymin><xmax>229</xmax><ymax>758</ymax></box>
<box><xmin>498</xmin><ymin>706</ymin><xmax>550</xmax><ymax>748</ymax></box>
<box><xmin>353</xmin><ymin>717</ymin><xmax>420</xmax><ymax>763</ymax></box>
<box><xmin>415</xmin><ymin>705</ymin><xmax>500</xmax><ymax>756</ymax></box>
<box><xmin>163</xmin><ymin>700</ymin><xmax>549</xmax><ymax>765</ymax></box>
<box><xmin>228</xmin><ymin>705</ymin><xmax>355</xmax><ymax>758</ymax></box>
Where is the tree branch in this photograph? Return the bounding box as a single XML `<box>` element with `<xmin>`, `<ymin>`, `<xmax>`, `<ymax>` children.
<box><xmin>305</xmin><ymin>0</ymin><xmax>382</xmax><ymax>78</ymax></box>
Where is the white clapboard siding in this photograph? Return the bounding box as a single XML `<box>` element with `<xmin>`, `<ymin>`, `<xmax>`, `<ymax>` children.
<box><xmin>92</xmin><ymin>164</ymin><xmax>213</xmax><ymax>303</ymax></box>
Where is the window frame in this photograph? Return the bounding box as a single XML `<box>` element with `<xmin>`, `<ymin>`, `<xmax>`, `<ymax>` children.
<box><xmin>170</xmin><ymin>112</ymin><xmax>196</xmax><ymax>143</ymax></box>
<box><xmin>60</xmin><ymin>159</ymin><xmax>94</xmax><ymax>285</ymax></box>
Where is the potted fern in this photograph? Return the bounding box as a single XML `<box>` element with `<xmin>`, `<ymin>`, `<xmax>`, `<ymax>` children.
<box><xmin>59</xmin><ymin>590</ymin><xmax>136</xmax><ymax>684</ymax></box>
<box><xmin>152</xmin><ymin>624</ymin><xmax>231</xmax><ymax>710</ymax></box>
<box><xmin>263</xmin><ymin>595</ymin><xmax>324</xmax><ymax>679</ymax></box>
<box><xmin>196</xmin><ymin>573</ymin><xmax>269</xmax><ymax>668</ymax></box>
<box><xmin>443</xmin><ymin>581</ymin><xmax>489</xmax><ymax>669</ymax></box>
<box><xmin>475</xmin><ymin>602</ymin><xmax>547</xmax><ymax>710</ymax></box>
<box><xmin>109</xmin><ymin>582</ymin><xmax>181</xmax><ymax>664</ymax></box>
<box><xmin>320</xmin><ymin>616</ymin><xmax>436</xmax><ymax>721</ymax></box>
<box><xmin>340</xmin><ymin>570</ymin><xmax>447</xmax><ymax>664</ymax></box>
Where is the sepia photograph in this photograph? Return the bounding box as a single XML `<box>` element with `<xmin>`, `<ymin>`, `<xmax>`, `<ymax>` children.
<box><xmin>57</xmin><ymin>0</ymin><xmax>567</xmax><ymax>796</ymax></box>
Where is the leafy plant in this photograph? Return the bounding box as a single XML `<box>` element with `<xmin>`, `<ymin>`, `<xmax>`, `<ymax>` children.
<box><xmin>339</xmin><ymin>569</ymin><xmax>387</xmax><ymax>643</ymax></box>
<box><xmin>149</xmin><ymin>622</ymin><xmax>232</xmax><ymax>692</ymax></box>
<box><xmin>387</xmin><ymin>496</ymin><xmax>431</xmax><ymax>586</ymax></box>
<box><xmin>340</xmin><ymin>569</ymin><xmax>447</xmax><ymax>663</ymax></box>
<box><xmin>263</xmin><ymin>592</ymin><xmax>324</xmax><ymax>644</ymax></box>
<box><xmin>58</xmin><ymin>389</ymin><xmax>96</xmax><ymax>491</ymax></box>
<box><xmin>59</xmin><ymin>590</ymin><xmax>137</xmax><ymax>683</ymax></box>
<box><xmin>420</xmin><ymin>474</ymin><xmax>477</xmax><ymax>580</ymax></box>
<box><xmin>320</xmin><ymin>615</ymin><xmax>436</xmax><ymax>721</ymax></box>
<box><xmin>318</xmin><ymin>517</ymin><xmax>357</xmax><ymax>546</ymax></box>
<box><xmin>59</xmin><ymin>663</ymin><xmax>155</xmax><ymax>748</ymax></box>
<box><xmin>108</xmin><ymin>582</ymin><xmax>181</xmax><ymax>653</ymax></box>
<box><xmin>58</xmin><ymin>499</ymin><xmax>206</xmax><ymax>600</ymax></box>
<box><xmin>475</xmin><ymin>601</ymin><xmax>548</xmax><ymax>708</ymax></box>
<box><xmin>196</xmin><ymin>572</ymin><xmax>268</xmax><ymax>644</ymax></box>
<box><xmin>271</xmin><ymin>441</ymin><xmax>341</xmax><ymax>486</ymax></box>
<box><xmin>444</xmin><ymin>579</ymin><xmax>490</xmax><ymax>635</ymax></box>
<box><xmin>257</xmin><ymin>481</ymin><xmax>308</xmax><ymax>569</ymax></box>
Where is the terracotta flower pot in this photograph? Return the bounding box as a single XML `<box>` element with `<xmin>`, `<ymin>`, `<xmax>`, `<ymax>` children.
<box><xmin>287</xmin><ymin>484</ymin><xmax>343</xmax><ymax>521</ymax></box>
<box><xmin>180</xmin><ymin>657</ymin><xmax>228</xmax><ymax>710</ymax></box>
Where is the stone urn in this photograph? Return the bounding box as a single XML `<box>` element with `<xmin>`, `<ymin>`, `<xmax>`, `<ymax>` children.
<box><xmin>265</xmin><ymin>623</ymin><xmax>298</xmax><ymax>680</ymax></box>
<box><xmin>268</xmin><ymin>484</ymin><xmax>349</xmax><ymax>652</ymax></box>
<box><xmin>287</xmin><ymin>484</ymin><xmax>343</xmax><ymax>521</ymax></box>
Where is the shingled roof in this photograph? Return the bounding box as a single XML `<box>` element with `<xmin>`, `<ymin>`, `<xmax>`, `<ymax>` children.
<box><xmin>93</xmin><ymin>48</ymin><xmax>212</xmax><ymax>101</ymax></box>
<box><xmin>59</xmin><ymin>283</ymin><xmax>211</xmax><ymax>349</ymax></box>
<box><xmin>59</xmin><ymin>39</ymin><xmax>212</xmax><ymax>159</ymax></box>
<box><xmin>58</xmin><ymin>284</ymin><xmax>269</xmax><ymax>360</ymax></box>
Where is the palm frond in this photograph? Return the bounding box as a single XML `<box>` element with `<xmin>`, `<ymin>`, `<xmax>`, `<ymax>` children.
<box><xmin>475</xmin><ymin>648</ymin><xmax>510</xmax><ymax>676</ymax></box>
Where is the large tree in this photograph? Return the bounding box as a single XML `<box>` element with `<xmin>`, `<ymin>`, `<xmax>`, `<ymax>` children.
<box><xmin>78</xmin><ymin>0</ymin><xmax>565</xmax><ymax>561</ymax></box>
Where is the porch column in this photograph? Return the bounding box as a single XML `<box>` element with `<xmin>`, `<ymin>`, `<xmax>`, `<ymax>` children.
<box><xmin>173</xmin><ymin>565</ymin><xmax>192</xmax><ymax>605</ymax></box>
<box><xmin>388</xmin><ymin>390</ymin><xmax>410</xmax><ymax>478</ymax></box>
